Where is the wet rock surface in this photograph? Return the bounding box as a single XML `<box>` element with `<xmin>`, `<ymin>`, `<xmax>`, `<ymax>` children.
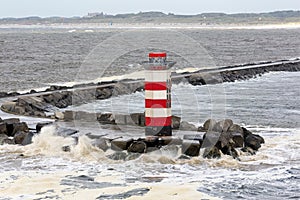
<box><xmin>0</xmin><ymin>116</ymin><xmax>265</xmax><ymax>161</ymax></box>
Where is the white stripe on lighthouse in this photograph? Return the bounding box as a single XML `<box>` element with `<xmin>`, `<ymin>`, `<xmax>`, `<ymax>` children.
<box><xmin>145</xmin><ymin>71</ymin><xmax>171</xmax><ymax>82</ymax></box>
<box><xmin>145</xmin><ymin>108</ymin><xmax>172</xmax><ymax>118</ymax></box>
<box><xmin>145</xmin><ymin>90</ymin><xmax>167</xmax><ymax>100</ymax></box>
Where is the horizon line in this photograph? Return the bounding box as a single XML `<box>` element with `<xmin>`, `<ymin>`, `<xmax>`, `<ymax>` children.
<box><xmin>1</xmin><ymin>9</ymin><xmax>300</xmax><ymax>19</ymax></box>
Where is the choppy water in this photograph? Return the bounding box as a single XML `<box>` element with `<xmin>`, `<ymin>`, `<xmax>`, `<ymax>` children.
<box><xmin>0</xmin><ymin>28</ymin><xmax>300</xmax><ymax>92</ymax></box>
<box><xmin>0</xmin><ymin>27</ymin><xmax>299</xmax><ymax>199</ymax></box>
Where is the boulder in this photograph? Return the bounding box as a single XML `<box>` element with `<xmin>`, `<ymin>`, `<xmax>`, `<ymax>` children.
<box><xmin>13</xmin><ymin>106</ymin><xmax>26</xmax><ymax>115</ymax></box>
<box><xmin>242</xmin><ymin>127</ymin><xmax>253</xmax><ymax>138</ymax></box>
<box><xmin>188</xmin><ymin>74</ymin><xmax>206</xmax><ymax>86</ymax></box>
<box><xmin>36</xmin><ymin>122</ymin><xmax>53</xmax><ymax>133</ymax></box>
<box><xmin>220</xmin><ymin>145</ymin><xmax>240</xmax><ymax>160</ymax></box>
<box><xmin>202</xmin><ymin>119</ymin><xmax>217</xmax><ymax>131</ymax></box>
<box><xmin>212</xmin><ymin>119</ymin><xmax>233</xmax><ymax>133</ymax></box>
<box><xmin>182</xmin><ymin>140</ymin><xmax>201</xmax><ymax>157</ymax></box>
<box><xmin>97</xmin><ymin>113</ymin><xmax>116</xmax><ymax>124</ymax></box>
<box><xmin>228</xmin><ymin>124</ymin><xmax>244</xmax><ymax>134</ymax></box>
<box><xmin>13</xmin><ymin>131</ymin><xmax>28</xmax><ymax>145</ymax></box>
<box><xmin>111</xmin><ymin>138</ymin><xmax>133</xmax><ymax>151</ymax></box>
<box><xmin>55</xmin><ymin>111</ymin><xmax>65</xmax><ymax>120</ymax></box>
<box><xmin>127</xmin><ymin>141</ymin><xmax>147</xmax><ymax>153</ymax></box>
<box><xmin>3</xmin><ymin>118</ymin><xmax>20</xmax><ymax>136</ymax></box>
<box><xmin>203</xmin><ymin>146</ymin><xmax>221</xmax><ymax>159</ymax></box>
<box><xmin>95</xmin><ymin>88</ymin><xmax>112</xmax><ymax>100</ymax></box>
<box><xmin>1</xmin><ymin>102</ymin><xmax>17</xmax><ymax>113</ymax></box>
<box><xmin>0</xmin><ymin>134</ymin><xmax>9</xmax><ymax>145</ymax></box>
<box><xmin>21</xmin><ymin>132</ymin><xmax>34</xmax><ymax>145</ymax></box>
<box><xmin>231</xmin><ymin>132</ymin><xmax>244</xmax><ymax>148</ymax></box>
<box><xmin>12</xmin><ymin>122</ymin><xmax>29</xmax><ymax>136</ymax></box>
<box><xmin>228</xmin><ymin>124</ymin><xmax>244</xmax><ymax>148</ymax></box>
<box><xmin>0</xmin><ymin>122</ymin><xmax>7</xmax><ymax>135</ymax></box>
<box><xmin>180</xmin><ymin>121</ymin><xmax>198</xmax><ymax>131</ymax></box>
<box><xmin>92</xmin><ymin>138</ymin><xmax>109</xmax><ymax>152</ymax></box>
<box><xmin>202</xmin><ymin>131</ymin><xmax>221</xmax><ymax>148</ymax></box>
<box><xmin>144</xmin><ymin>136</ymin><xmax>159</xmax><ymax>147</ymax></box>
<box><xmin>171</xmin><ymin>116</ymin><xmax>181</xmax><ymax>129</ymax></box>
<box><xmin>245</xmin><ymin>134</ymin><xmax>265</xmax><ymax>151</ymax></box>
<box><xmin>0</xmin><ymin>92</ymin><xmax>9</xmax><ymax>98</ymax></box>
<box><xmin>17</xmin><ymin>97</ymin><xmax>54</xmax><ymax>112</ymax></box>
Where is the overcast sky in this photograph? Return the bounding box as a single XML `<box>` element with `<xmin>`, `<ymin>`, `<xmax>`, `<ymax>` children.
<box><xmin>1</xmin><ymin>0</ymin><xmax>300</xmax><ymax>18</ymax></box>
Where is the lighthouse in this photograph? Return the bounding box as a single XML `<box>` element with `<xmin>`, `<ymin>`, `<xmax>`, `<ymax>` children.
<box><xmin>144</xmin><ymin>52</ymin><xmax>174</xmax><ymax>136</ymax></box>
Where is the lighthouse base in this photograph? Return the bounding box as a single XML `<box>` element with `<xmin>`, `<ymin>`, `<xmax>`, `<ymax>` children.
<box><xmin>145</xmin><ymin>126</ymin><xmax>172</xmax><ymax>136</ymax></box>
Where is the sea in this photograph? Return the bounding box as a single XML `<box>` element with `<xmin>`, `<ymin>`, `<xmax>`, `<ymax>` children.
<box><xmin>0</xmin><ymin>26</ymin><xmax>299</xmax><ymax>199</ymax></box>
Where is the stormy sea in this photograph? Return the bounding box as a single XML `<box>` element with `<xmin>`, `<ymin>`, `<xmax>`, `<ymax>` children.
<box><xmin>0</xmin><ymin>26</ymin><xmax>299</xmax><ymax>199</ymax></box>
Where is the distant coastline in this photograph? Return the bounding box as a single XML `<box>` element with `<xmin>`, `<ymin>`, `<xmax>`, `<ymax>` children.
<box><xmin>1</xmin><ymin>10</ymin><xmax>300</xmax><ymax>27</ymax></box>
<box><xmin>1</xmin><ymin>22</ymin><xmax>300</xmax><ymax>30</ymax></box>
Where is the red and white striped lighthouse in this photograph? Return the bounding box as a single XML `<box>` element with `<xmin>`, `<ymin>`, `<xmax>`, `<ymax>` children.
<box><xmin>145</xmin><ymin>52</ymin><xmax>173</xmax><ymax>136</ymax></box>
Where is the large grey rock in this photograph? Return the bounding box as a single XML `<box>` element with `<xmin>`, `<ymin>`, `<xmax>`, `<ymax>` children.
<box><xmin>97</xmin><ymin>113</ymin><xmax>116</xmax><ymax>124</ymax></box>
<box><xmin>1</xmin><ymin>102</ymin><xmax>17</xmax><ymax>113</ymax></box>
<box><xmin>21</xmin><ymin>132</ymin><xmax>34</xmax><ymax>145</ymax></box>
<box><xmin>111</xmin><ymin>138</ymin><xmax>133</xmax><ymax>151</ymax></box>
<box><xmin>92</xmin><ymin>138</ymin><xmax>109</xmax><ymax>152</ymax></box>
<box><xmin>171</xmin><ymin>116</ymin><xmax>181</xmax><ymax>129</ymax></box>
<box><xmin>127</xmin><ymin>141</ymin><xmax>146</xmax><ymax>154</ymax></box>
<box><xmin>231</xmin><ymin>132</ymin><xmax>244</xmax><ymax>148</ymax></box>
<box><xmin>202</xmin><ymin>131</ymin><xmax>221</xmax><ymax>148</ymax></box>
<box><xmin>13</xmin><ymin>131</ymin><xmax>28</xmax><ymax>145</ymax></box>
<box><xmin>3</xmin><ymin>118</ymin><xmax>21</xmax><ymax>136</ymax></box>
<box><xmin>202</xmin><ymin>119</ymin><xmax>217</xmax><ymax>131</ymax></box>
<box><xmin>203</xmin><ymin>146</ymin><xmax>221</xmax><ymax>159</ymax></box>
<box><xmin>0</xmin><ymin>122</ymin><xmax>7</xmax><ymax>135</ymax></box>
<box><xmin>12</xmin><ymin>122</ymin><xmax>29</xmax><ymax>136</ymax></box>
<box><xmin>245</xmin><ymin>134</ymin><xmax>265</xmax><ymax>151</ymax></box>
<box><xmin>212</xmin><ymin>119</ymin><xmax>233</xmax><ymax>133</ymax></box>
<box><xmin>228</xmin><ymin>124</ymin><xmax>244</xmax><ymax>134</ymax></box>
<box><xmin>0</xmin><ymin>134</ymin><xmax>9</xmax><ymax>145</ymax></box>
<box><xmin>96</xmin><ymin>88</ymin><xmax>112</xmax><ymax>100</ymax></box>
<box><xmin>228</xmin><ymin>124</ymin><xmax>244</xmax><ymax>148</ymax></box>
<box><xmin>18</xmin><ymin>97</ymin><xmax>54</xmax><ymax>112</ymax></box>
<box><xmin>180</xmin><ymin>121</ymin><xmax>198</xmax><ymax>131</ymax></box>
<box><xmin>182</xmin><ymin>140</ymin><xmax>201</xmax><ymax>157</ymax></box>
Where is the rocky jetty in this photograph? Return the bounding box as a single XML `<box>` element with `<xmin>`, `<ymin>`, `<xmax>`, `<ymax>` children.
<box><xmin>0</xmin><ymin>115</ymin><xmax>264</xmax><ymax>161</ymax></box>
<box><xmin>1</xmin><ymin>59</ymin><xmax>300</xmax><ymax>119</ymax></box>
<box><xmin>102</xmin><ymin>118</ymin><xmax>264</xmax><ymax>160</ymax></box>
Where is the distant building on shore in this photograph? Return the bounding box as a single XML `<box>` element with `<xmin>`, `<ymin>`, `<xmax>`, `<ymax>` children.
<box><xmin>84</xmin><ymin>12</ymin><xmax>104</xmax><ymax>18</ymax></box>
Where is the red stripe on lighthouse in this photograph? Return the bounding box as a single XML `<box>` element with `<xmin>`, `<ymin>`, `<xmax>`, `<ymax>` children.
<box><xmin>145</xmin><ymin>99</ymin><xmax>170</xmax><ymax>108</ymax></box>
<box><xmin>145</xmin><ymin>117</ymin><xmax>172</xmax><ymax>126</ymax></box>
<box><xmin>149</xmin><ymin>52</ymin><xmax>167</xmax><ymax>58</ymax></box>
<box><xmin>145</xmin><ymin>82</ymin><xmax>167</xmax><ymax>90</ymax></box>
